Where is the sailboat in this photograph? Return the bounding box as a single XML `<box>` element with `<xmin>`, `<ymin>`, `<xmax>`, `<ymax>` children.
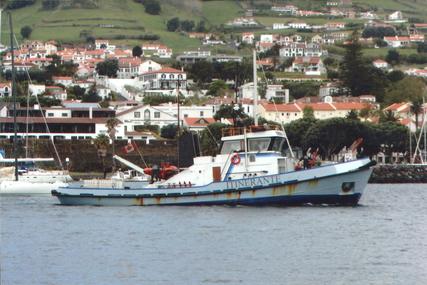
<box><xmin>52</xmin><ymin>50</ymin><xmax>375</xmax><ymax>206</ymax></box>
<box><xmin>0</xmin><ymin>12</ymin><xmax>72</xmax><ymax>195</ymax></box>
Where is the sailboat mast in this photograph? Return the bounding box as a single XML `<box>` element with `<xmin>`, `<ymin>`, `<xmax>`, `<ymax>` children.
<box><xmin>9</xmin><ymin>12</ymin><xmax>18</xmax><ymax>181</ymax></box>
<box><xmin>253</xmin><ymin>49</ymin><xmax>258</xmax><ymax>126</ymax></box>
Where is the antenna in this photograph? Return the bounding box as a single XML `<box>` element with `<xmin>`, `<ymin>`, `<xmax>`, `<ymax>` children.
<box><xmin>253</xmin><ymin>49</ymin><xmax>258</xmax><ymax>126</ymax></box>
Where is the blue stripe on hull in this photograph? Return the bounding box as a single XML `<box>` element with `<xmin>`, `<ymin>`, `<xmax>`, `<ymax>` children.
<box><xmin>157</xmin><ymin>194</ymin><xmax>362</xmax><ymax>207</ymax></box>
<box><xmin>56</xmin><ymin>193</ymin><xmax>362</xmax><ymax>207</ymax></box>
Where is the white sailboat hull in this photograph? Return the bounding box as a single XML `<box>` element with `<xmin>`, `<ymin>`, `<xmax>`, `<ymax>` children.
<box><xmin>1</xmin><ymin>180</ymin><xmax>68</xmax><ymax>195</ymax></box>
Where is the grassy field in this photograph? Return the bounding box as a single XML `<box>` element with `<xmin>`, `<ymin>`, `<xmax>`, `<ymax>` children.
<box><xmin>362</xmin><ymin>47</ymin><xmax>418</xmax><ymax>58</ymax></box>
<box><xmin>353</xmin><ymin>0</ymin><xmax>427</xmax><ymax>20</ymax></box>
<box><xmin>0</xmin><ymin>0</ymin><xmax>242</xmax><ymax>52</ymax></box>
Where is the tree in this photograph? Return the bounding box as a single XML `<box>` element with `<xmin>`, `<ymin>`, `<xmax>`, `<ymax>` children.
<box><xmin>284</xmin><ymin>118</ymin><xmax>317</xmax><ymax>147</ymax></box>
<box><xmin>346</xmin><ymin>110</ymin><xmax>359</xmax><ymax>120</ymax></box>
<box><xmin>181</xmin><ymin>20</ymin><xmax>195</xmax><ymax>32</ymax></box>
<box><xmin>387</xmin><ymin>70</ymin><xmax>405</xmax><ymax>82</ymax></box>
<box><xmin>213</xmin><ymin>104</ymin><xmax>246</xmax><ymax>122</ymax></box>
<box><xmin>161</xmin><ymin>124</ymin><xmax>178</xmax><ymax>139</ymax></box>
<box><xmin>42</xmin><ymin>0</ymin><xmax>59</xmax><ymax>10</ymax></box>
<box><xmin>96</xmin><ymin>59</ymin><xmax>118</xmax><ymax>78</ymax></box>
<box><xmin>7</xmin><ymin>0</ymin><xmax>35</xmax><ymax>9</ymax></box>
<box><xmin>417</xmin><ymin>42</ymin><xmax>427</xmax><ymax>53</ymax></box>
<box><xmin>94</xmin><ymin>134</ymin><xmax>110</xmax><ymax>178</ymax></box>
<box><xmin>303</xmin><ymin>106</ymin><xmax>315</xmax><ymax>119</ymax></box>
<box><xmin>385</xmin><ymin>49</ymin><xmax>400</xmax><ymax>65</ymax></box>
<box><xmin>196</xmin><ymin>20</ymin><xmax>207</xmax><ymax>32</ymax></box>
<box><xmin>67</xmin><ymin>85</ymin><xmax>86</xmax><ymax>100</ymax></box>
<box><xmin>167</xmin><ymin>17</ymin><xmax>180</xmax><ymax>32</ymax></box>
<box><xmin>385</xmin><ymin>77</ymin><xmax>426</xmax><ymax>105</ymax></box>
<box><xmin>143</xmin><ymin>0</ymin><xmax>161</xmax><ymax>15</ymax></box>
<box><xmin>380</xmin><ymin>110</ymin><xmax>398</xmax><ymax>123</ymax></box>
<box><xmin>106</xmin><ymin>117</ymin><xmax>120</xmax><ymax>171</ymax></box>
<box><xmin>303</xmin><ymin>118</ymin><xmax>378</xmax><ymax>159</ymax></box>
<box><xmin>199</xmin><ymin>122</ymin><xmax>228</xmax><ymax>155</ymax></box>
<box><xmin>189</xmin><ymin>60</ymin><xmax>215</xmax><ymax>84</ymax></box>
<box><xmin>82</xmin><ymin>86</ymin><xmax>101</xmax><ymax>102</ymax></box>
<box><xmin>410</xmin><ymin>98</ymin><xmax>423</xmax><ymax>132</ymax></box>
<box><xmin>339</xmin><ymin>31</ymin><xmax>372</xmax><ymax>96</ymax></box>
<box><xmin>132</xmin><ymin>46</ymin><xmax>143</xmax><ymax>57</ymax></box>
<box><xmin>207</xmin><ymin>80</ymin><xmax>228</xmax><ymax>97</ymax></box>
<box><xmin>20</xmin><ymin>26</ymin><xmax>32</xmax><ymax>39</ymax></box>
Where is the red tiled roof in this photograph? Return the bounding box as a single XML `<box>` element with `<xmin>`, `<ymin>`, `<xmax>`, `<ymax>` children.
<box><xmin>332</xmin><ymin>102</ymin><xmax>371</xmax><ymax>110</ymax></box>
<box><xmin>262</xmin><ymin>103</ymin><xmax>301</xmax><ymax>112</ymax></box>
<box><xmin>184</xmin><ymin>117</ymin><xmax>216</xmax><ymax>126</ymax></box>
<box><xmin>142</xmin><ymin>67</ymin><xmax>184</xmax><ymax>75</ymax></box>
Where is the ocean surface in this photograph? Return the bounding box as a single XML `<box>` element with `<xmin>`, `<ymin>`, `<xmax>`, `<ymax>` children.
<box><xmin>1</xmin><ymin>184</ymin><xmax>426</xmax><ymax>285</ymax></box>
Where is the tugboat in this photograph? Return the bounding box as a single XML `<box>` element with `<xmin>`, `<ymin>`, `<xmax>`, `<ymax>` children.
<box><xmin>52</xmin><ymin>125</ymin><xmax>374</xmax><ymax>206</ymax></box>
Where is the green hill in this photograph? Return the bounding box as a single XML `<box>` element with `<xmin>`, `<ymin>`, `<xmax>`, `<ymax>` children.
<box><xmin>1</xmin><ymin>0</ymin><xmax>244</xmax><ymax>52</ymax></box>
<box><xmin>1</xmin><ymin>0</ymin><xmax>426</xmax><ymax>53</ymax></box>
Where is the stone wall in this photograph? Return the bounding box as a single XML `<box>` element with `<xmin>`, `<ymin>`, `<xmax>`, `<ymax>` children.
<box><xmin>370</xmin><ymin>164</ymin><xmax>427</xmax><ymax>183</ymax></box>
<box><xmin>0</xmin><ymin>139</ymin><xmax>178</xmax><ymax>172</ymax></box>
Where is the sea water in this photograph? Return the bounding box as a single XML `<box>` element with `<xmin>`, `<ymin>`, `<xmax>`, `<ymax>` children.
<box><xmin>1</xmin><ymin>184</ymin><xmax>426</xmax><ymax>285</ymax></box>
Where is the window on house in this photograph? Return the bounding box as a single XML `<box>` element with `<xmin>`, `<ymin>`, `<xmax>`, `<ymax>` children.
<box><xmin>62</xmin><ymin>113</ymin><xmax>68</xmax><ymax>117</ymax></box>
<box><xmin>48</xmin><ymin>113</ymin><xmax>54</xmax><ymax>117</ymax></box>
<box><xmin>184</xmin><ymin>114</ymin><xmax>188</xmax><ymax>118</ymax></box>
<box><xmin>154</xmin><ymin>112</ymin><xmax>160</xmax><ymax>118</ymax></box>
<box><xmin>144</xmin><ymin>109</ymin><xmax>150</xmax><ymax>121</ymax></box>
<box><xmin>200</xmin><ymin>111</ymin><xmax>204</xmax><ymax>117</ymax></box>
<box><xmin>134</xmin><ymin>112</ymin><xmax>141</xmax><ymax>118</ymax></box>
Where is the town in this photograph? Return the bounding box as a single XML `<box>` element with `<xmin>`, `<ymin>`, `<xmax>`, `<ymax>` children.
<box><xmin>0</xmin><ymin>0</ymin><xmax>426</xmax><ymax>166</ymax></box>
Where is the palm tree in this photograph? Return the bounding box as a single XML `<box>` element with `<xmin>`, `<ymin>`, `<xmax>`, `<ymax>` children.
<box><xmin>380</xmin><ymin>110</ymin><xmax>398</xmax><ymax>123</ymax></box>
<box><xmin>410</xmin><ymin>98</ymin><xmax>423</xmax><ymax>132</ymax></box>
<box><xmin>94</xmin><ymin>134</ymin><xmax>109</xmax><ymax>178</ymax></box>
<box><xmin>106</xmin><ymin>117</ymin><xmax>120</xmax><ymax>171</ymax></box>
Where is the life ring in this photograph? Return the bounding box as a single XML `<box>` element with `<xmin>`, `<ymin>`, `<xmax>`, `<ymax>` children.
<box><xmin>231</xmin><ymin>153</ymin><xmax>241</xmax><ymax>165</ymax></box>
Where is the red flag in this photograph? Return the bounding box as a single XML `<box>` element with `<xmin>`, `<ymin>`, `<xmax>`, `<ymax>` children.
<box><xmin>123</xmin><ymin>142</ymin><xmax>135</xmax><ymax>154</ymax></box>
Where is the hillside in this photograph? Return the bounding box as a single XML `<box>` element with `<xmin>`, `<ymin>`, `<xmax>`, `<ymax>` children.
<box><xmin>1</xmin><ymin>0</ymin><xmax>427</xmax><ymax>52</ymax></box>
<box><xmin>0</xmin><ymin>0</ymin><xmax>244</xmax><ymax>52</ymax></box>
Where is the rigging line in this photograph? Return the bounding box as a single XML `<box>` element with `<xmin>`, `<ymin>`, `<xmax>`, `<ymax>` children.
<box><xmin>13</xmin><ymin>34</ymin><xmax>64</xmax><ymax>170</ymax></box>
<box><xmin>133</xmin><ymin>141</ymin><xmax>148</xmax><ymax>168</ymax></box>
<box><xmin>25</xmin><ymin>87</ymin><xmax>30</xmax><ymax>158</ymax></box>
<box><xmin>256</xmin><ymin>53</ymin><xmax>295</xmax><ymax>159</ymax></box>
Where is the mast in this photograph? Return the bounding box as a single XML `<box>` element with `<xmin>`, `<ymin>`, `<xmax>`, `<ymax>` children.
<box><xmin>9</xmin><ymin>12</ymin><xmax>18</xmax><ymax>181</ymax></box>
<box><xmin>252</xmin><ymin>49</ymin><xmax>258</xmax><ymax>126</ymax></box>
<box><xmin>176</xmin><ymin>78</ymin><xmax>180</xmax><ymax>172</ymax></box>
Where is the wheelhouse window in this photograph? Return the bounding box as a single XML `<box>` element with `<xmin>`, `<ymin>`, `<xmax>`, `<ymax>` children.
<box><xmin>248</xmin><ymin>138</ymin><xmax>271</xmax><ymax>152</ymax></box>
<box><xmin>220</xmin><ymin>140</ymin><xmax>245</xmax><ymax>154</ymax></box>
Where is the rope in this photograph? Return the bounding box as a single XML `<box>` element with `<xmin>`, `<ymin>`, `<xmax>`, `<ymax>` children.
<box><xmin>257</xmin><ymin>52</ymin><xmax>295</xmax><ymax>159</ymax></box>
<box><xmin>13</xmin><ymin>34</ymin><xmax>64</xmax><ymax>170</ymax></box>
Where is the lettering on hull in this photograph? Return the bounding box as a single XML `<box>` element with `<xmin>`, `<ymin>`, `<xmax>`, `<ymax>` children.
<box><xmin>226</xmin><ymin>175</ymin><xmax>280</xmax><ymax>190</ymax></box>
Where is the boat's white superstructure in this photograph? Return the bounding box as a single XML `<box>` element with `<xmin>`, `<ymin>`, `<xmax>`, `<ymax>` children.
<box><xmin>52</xmin><ymin>128</ymin><xmax>375</xmax><ymax>206</ymax></box>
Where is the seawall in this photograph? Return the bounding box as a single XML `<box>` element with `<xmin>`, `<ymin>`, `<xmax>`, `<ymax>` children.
<box><xmin>369</xmin><ymin>164</ymin><xmax>427</xmax><ymax>183</ymax></box>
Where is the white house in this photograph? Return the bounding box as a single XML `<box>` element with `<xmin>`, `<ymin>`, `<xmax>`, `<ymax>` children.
<box><xmin>0</xmin><ymin>82</ymin><xmax>11</xmax><ymax>98</ymax></box>
<box><xmin>265</xmin><ymin>85</ymin><xmax>289</xmax><ymax>102</ymax></box>
<box><xmin>140</xmin><ymin>67</ymin><xmax>187</xmax><ymax>90</ymax></box>
<box><xmin>384</xmin><ymin>36</ymin><xmax>410</xmax><ymax>48</ymax></box>
<box><xmin>52</xmin><ymin>76</ymin><xmax>73</xmax><ymax>87</ymax></box>
<box><xmin>241</xmin><ymin>32</ymin><xmax>255</xmax><ymax>45</ymax></box>
<box><xmin>95</xmin><ymin>39</ymin><xmax>116</xmax><ymax>51</ymax></box>
<box><xmin>288</xmin><ymin>22</ymin><xmax>310</xmax><ymax>30</ymax></box>
<box><xmin>388</xmin><ymin>11</ymin><xmax>403</xmax><ymax>21</ymax></box>
<box><xmin>289</xmin><ymin>57</ymin><xmax>326</xmax><ymax>75</ymax></box>
<box><xmin>260</xmin><ymin>34</ymin><xmax>274</xmax><ymax>43</ymax></box>
<box><xmin>28</xmin><ymin>84</ymin><xmax>46</xmax><ymax>96</ymax></box>
<box><xmin>273</xmin><ymin>23</ymin><xmax>290</xmax><ymax>30</ymax></box>
<box><xmin>372</xmin><ymin>59</ymin><xmax>389</xmax><ymax>69</ymax></box>
<box><xmin>140</xmin><ymin>60</ymin><xmax>162</xmax><ymax>74</ymax></box>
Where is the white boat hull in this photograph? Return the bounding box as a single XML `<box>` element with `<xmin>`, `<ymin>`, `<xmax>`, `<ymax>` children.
<box><xmin>0</xmin><ymin>180</ymin><xmax>68</xmax><ymax>195</ymax></box>
<box><xmin>52</xmin><ymin>159</ymin><xmax>374</xmax><ymax>206</ymax></box>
